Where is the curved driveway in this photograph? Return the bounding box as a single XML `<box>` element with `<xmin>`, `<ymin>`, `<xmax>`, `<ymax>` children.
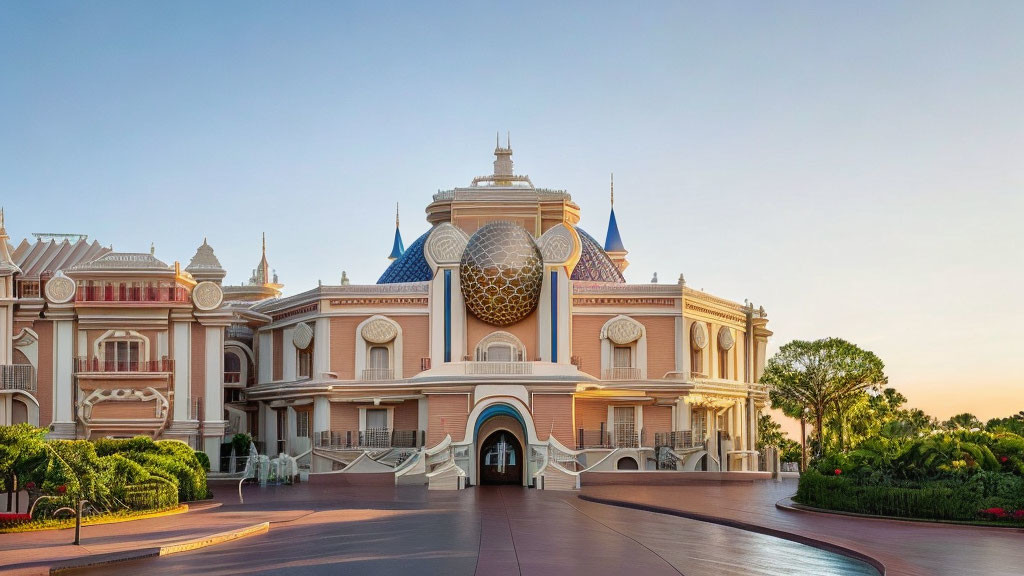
<box><xmin>71</xmin><ymin>483</ymin><xmax>876</xmax><ymax>576</ymax></box>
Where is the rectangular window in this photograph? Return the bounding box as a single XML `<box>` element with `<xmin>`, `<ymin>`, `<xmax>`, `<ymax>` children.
<box><xmin>718</xmin><ymin>348</ymin><xmax>729</xmax><ymax>379</ymax></box>
<box><xmin>613</xmin><ymin>346</ymin><xmax>632</xmax><ymax>368</ymax></box>
<box><xmin>297</xmin><ymin>347</ymin><xmax>312</xmax><ymax>379</ymax></box>
<box><xmin>369</xmin><ymin>346</ymin><xmax>390</xmax><ymax>371</ymax></box>
<box><xmin>366</xmin><ymin>408</ymin><xmax>388</xmax><ymax>430</ymax></box>
<box><xmin>295</xmin><ymin>410</ymin><xmax>311</xmax><ymax>438</ymax></box>
<box><xmin>613</xmin><ymin>406</ymin><xmax>636</xmax><ymax>447</ymax></box>
<box><xmin>104</xmin><ymin>340</ymin><xmax>140</xmax><ymax>371</ymax></box>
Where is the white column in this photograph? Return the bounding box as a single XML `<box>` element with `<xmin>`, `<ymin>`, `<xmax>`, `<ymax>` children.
<box><xmin>50</xmin><ymin>319</ymin><xmax>76</xmax><ymax>438</ymax></box>
<box><xmin>204</xmin><ymin>326</ymin><xmax>226</xmax><ymax>471</ymax></box>
<box><xmin>264</xmin><ymin>404</ymin><xmax>278</xmax><ymax>457</ymax></box>
<box><xmin>0</xmin><ymin>305</ymin><xmax>11</xmax><ymax>364</ymax></box>
<box><xmin>258</xmin><ymin>331</ymin><xmax>273</xmax><ymax>383</ymax></box>
<box><xmin>282</xmin><ymin>327</ymin><xmax>296</xmax><ymax>381</ymax></box>
<box><xmin>172</xmin><ymin>322</ymin><xmax>192</xmax><ymax>422</ymax></box>
<box><xmin>313</xmin><ymin>396</ymin><xmax>330</xmax><ymax>437</ymax></box>
<box><xmin>314</xmin><ymin>318</ymin><xmax>330</xmax><ymax>377</ymax></box>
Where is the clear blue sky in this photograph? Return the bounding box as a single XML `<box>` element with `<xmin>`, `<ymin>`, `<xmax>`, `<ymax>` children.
<box><xmin>2</xmin><ymin>2</ymin><xmax>1022</xmax><ymax>424</ymax></box>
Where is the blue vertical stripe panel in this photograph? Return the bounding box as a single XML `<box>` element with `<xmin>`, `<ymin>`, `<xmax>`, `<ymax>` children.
<box><xmin>444</xmin><ymin>269</ymin><xmax>452</xmax><ymax>363</ymax></box>
<box><xmin>550</xmin><ymin>270</ymin><xmax>558</xmax><ymax>362</ymax></box>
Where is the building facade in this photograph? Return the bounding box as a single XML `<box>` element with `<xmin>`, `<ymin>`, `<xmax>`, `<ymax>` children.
<box><xmin>0</xmin><ymin>142</ymin><xmax>772</xmax><ymax>487</ymax></box>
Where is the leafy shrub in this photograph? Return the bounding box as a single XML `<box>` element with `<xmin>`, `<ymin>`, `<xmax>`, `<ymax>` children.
<box><xmin>194</xmin><ymin>451</ymin><xmax>211</xmax><ymax>472</ymax></box>
<box><xmin>231</xmin><ymin>433</ymin><xmax>253</xmax><ymax>457</ymax></box>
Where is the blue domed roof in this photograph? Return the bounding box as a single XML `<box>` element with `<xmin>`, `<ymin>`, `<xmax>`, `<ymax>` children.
<box><xmin>377</xmin><ymin>230</ymin><xmax>432</xmax><ymax>284</ymax></box>
<box><xmin>572</xmin><ymin>228</ymin><xmax>625</xmax><ymax>283</ymax></box>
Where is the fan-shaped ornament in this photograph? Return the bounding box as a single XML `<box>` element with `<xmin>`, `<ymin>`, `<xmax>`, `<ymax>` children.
<box><xmin>361</xmin><ymin>318</ymin><xmax>399</xmax><ymax>344</ymax></box>
<box><xmin>718</xmin><ymin>327</ymin><xmax>735</xmax><ymax>351</ymax></box>
<box><xmin>292</xmin><ymin>322</ymin><xmax>314</xmax><ymax>350</ymax></box>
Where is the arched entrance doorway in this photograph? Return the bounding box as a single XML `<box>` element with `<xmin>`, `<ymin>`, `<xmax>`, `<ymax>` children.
<box><xmin>479</xmin><ymin>431</ymin><xmax>523</xmax><ymax>485</ymax></box>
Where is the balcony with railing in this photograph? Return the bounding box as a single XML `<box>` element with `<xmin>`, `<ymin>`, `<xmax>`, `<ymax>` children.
<box><xmin>223</xmin><ymin>371</ymin><xmax>241</xmax><ymax>384</ymax></box>
<box><xmin>601</xmin><ymin>367</ymin><xmax>644</xmax><ymax>380</ymax></box>
<box><xmin>75</xmin><ymin>357</ymin><xmax>174</xmax><ymax>374</ymax></box>
<box><xmin>76</xmin><ymin>284</ymin><xmax>190</xmax><ymax>304</ymax></box>
<box><xmin>653</xmin><ymin>430</ymin><xmax>707</xmax><ymax>451</ymax></box>
<box><xmin>315</xmin><ymin>429</ymin><xmax>424</xmax><ymax>449</ymax></box>
<box><xmin>360</xmin><ymin>369</ymin><xmax>394</xmax><ymax>381</ymax></box>
<box><xmin>576</xmin><ymin>425</ymin><xmax>646</xmax><ymax>449</ymax></box>
<box><xmin>0</xmin><ymin>365</ymin><xmax>36</xmax><ymax>393</ymax></box>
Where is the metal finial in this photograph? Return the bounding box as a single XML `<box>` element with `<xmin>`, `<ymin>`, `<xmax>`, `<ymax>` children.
<box><xmin>507</xmin><ymin>131</ymin><xmax>510</xmax><ymax>149</ymax></box>
<box><xmin>396</xmin><ymin>202</ymin><xmax>400</xmax><ymax>228</ymax></box>
<box><xmin>496</xmin><ymin>131</ymin><xmax>500</xmax><ymax>148</ymax></box>
<box><xmin>610</xmin><ymin>173</ymin><xmax>614</xmax><ymax>207</ymax></box>
<box><xmin>150</xmin><ymin>242</ymin><xmax>155</xmax><ymax>255</ymax></box>
<box><xmin>262</xmin><ymin>232</ymin><xmax>266</xmax><ymax>256</ymax></box>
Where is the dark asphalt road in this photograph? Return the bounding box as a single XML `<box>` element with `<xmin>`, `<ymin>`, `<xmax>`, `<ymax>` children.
<box><xmin>70</xmin><ymin>484</ymin><xmax>877</xmax><ymax>576</ymax></box>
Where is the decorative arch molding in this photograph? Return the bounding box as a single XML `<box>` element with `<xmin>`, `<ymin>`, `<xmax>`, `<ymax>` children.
<box><xmin>718</xmin><ymin>326</ymin><xmax>735</xmax><ymax>351</ymax></box>
<box><xmin>599</xmin><ymin>315</ymin><xmax>648</xmax><ymax>378</ymax></box>
<box><xmin>12</xmin><ymin>328</ymin><xmax>39</xmax><ymax>369</ymax></box>
<box><xmin>2</xmin><ymin>390</ymin><xmax>40</xmax><ymax>427</ymax></box>
<box><xmin>93</xmin><ymin>329</ymin><xmax>152</xmax><ymax>361</ymax></box>
<box><xmin>224</xmin><ymin>344</ymin><xmax>250</xmax><ymax>386</ymax></box>
<box><xmin>474</xmin><ymin>331</ymin><xmax>526</xmax><ymax>362</ymax></box>
<box><xmin>461</xmin><ymin>397</ymin><xmax>541</xmax><ymax>447</ymax></box>
<box><xmin>355</xmin><ymin>315</ymin><xmax>403</xmax><ymax>380</ymax></box>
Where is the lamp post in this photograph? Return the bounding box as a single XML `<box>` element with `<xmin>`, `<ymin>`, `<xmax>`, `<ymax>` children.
<box><xmin>73</xmin><ymin>499</ymin><xmax>89</xmax><ymax>545</ymax></box>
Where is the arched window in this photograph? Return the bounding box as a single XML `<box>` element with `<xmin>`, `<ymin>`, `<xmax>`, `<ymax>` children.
<box><xmin>475</xmin><ymin>332</ymin><xmax>526</xmax><ymax>362</ymax></box>
<box><xmin>224</xmin><ymin>352</ymin><xmax>241</xmax><ymax>383</ymax></box>
<box><xmin>690</xmin><ymin>322</ymin><xmax>708</xmax><ymax>378</ymax></box>
<box><xmin>368</xmin><ymin>346</ymin><xmax>390</xmax><ymax>377</ymax></box>
<box><xmin>95</xmin><ymin>330</ymin><xmax>150</xmax><ymax>372</ymax></box>
<box><xmin>718</xmin><ymin>345</ymin><xmax>729</xmax><ymax>379</ymax></box>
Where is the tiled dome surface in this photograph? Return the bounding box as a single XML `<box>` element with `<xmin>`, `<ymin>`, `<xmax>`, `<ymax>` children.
<box><xmin>377</xmin><ymin>230</ymin><xmax>432</xmax><ymax>284</ymax></box>
<box><xmin>572</xmin><ymin>228</ymin><xmax>625</xmax><ymax>283</ymax></box>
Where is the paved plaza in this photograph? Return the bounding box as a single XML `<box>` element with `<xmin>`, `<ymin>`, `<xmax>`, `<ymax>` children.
<box><xmin>3</xmin><ymin>479</ymin><xmax>1020</xmax><ymax>575</ymax></box>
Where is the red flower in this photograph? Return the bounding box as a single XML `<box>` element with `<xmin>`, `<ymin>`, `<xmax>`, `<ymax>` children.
<box><xmin>834</xmin><ymin>468</ymin><xmax>842</xmax><ymax>476</ymax></box>
<box><xmin>1000</xmin><ymin>456</ymin><xmax>1009</xmax><ymax>463</ymax></box>
<box><xmin>1014</xmin><ymin>510</ymin><xmax>1024</xmax><ymax>521</ymax></box>
<box><xmin>24</xmin><ymin>481</ymin><xmax>35</xmax><ymax>490</ymax></box>
<box><xmin>980</xmin><ymin>507</ymin><xmax>1007</xmax><ymax>519</ymax></box>
<box><xmin>56</xmin><ymin>485</ymin><xmax>67</xmax><ymax>494</ymax></box>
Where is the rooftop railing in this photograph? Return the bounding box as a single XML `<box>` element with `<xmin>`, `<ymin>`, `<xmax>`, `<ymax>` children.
<box><xmin>464</xmin><ymin>361</ymin><xmax>533</xmax><ymax>375</ymax></box>
<box><xmin>76</xmin><ymin>285</ymin><xmax>190</xmax><ymax>303</ymax></box>
<box><xmin>601</xmin><ymin>367</ymin><xmax>644</xmax><ymax>380</ymax></box>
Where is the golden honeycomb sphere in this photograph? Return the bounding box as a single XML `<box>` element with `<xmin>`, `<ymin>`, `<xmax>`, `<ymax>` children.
<box><xmin>460</xmin><ymin>221</ymin><xmax>543</xmax><ymax>327</ymax></box>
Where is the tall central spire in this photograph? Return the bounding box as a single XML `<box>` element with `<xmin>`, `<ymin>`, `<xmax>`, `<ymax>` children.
<box><xmin>493</xmin><ymin>131</ymin><xmax>514</xmax><ymax>181</ymax></box>
<box><xmin>604</xmin><ymin>173</ymin><xmax>628</xmax><ymax>272</ymax></box>
<box><xmin>388</xmin><ymin>202</ymin><xmax>405</xmax><ymax>260</ymax></box>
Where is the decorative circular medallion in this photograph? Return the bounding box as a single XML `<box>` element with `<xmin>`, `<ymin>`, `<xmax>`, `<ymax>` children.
<box><xmin>361</xmin><ymin>317</ymin><xmax>398</xmax><ymax>344</ymax></box>
<box><xmin>292</xmin><ymin>321</ymin><xmax>314</xmax><ymax>350</ymax></box>
<box><xmin>718</xmin><ymin>327</ymin><xmax>735</xmax><ymax>351</ymax></box>
<box><xmin>44</xmin><ymin>271</ymin><xmax>76</xmax><ymax>304</ymax></box>
<box><xmin>605</xmin><ymin>318</ymin><xmax>643</xmax><ymax>345</ymax></box>
<box><xmin>459</xmin><ymin>222</ymin><xmax>543</xmax><ymax>327</ymax></box>
<box><xmin>192</xmin><ymin>281</ymin><xmax>223</xmax><ymax>311</ymax></box>
<box><xmin>690</xmin><ymin>322</ymin><xmax>708</xmax><ymax>350</ymax></box>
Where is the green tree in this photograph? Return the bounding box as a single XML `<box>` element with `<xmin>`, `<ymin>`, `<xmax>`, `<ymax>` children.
<box><xmin>985</xmin><ymin>412</ymin><xmax>1024</xmax><ymax>436</ymax></box>
<box><xmin>762</xmin><ymin>338</ymin><xmax>887</xmax><ymax>459</ymax></box>
<box><xmin>942</xmin><ymin>412</ymin><xmax>983</xmax><ymax>430</ymax></box>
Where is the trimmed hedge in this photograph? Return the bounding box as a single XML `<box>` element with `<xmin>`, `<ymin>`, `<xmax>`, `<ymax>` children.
<box><xmin>1</xmin><ymin>426</ymin><xmax>210</xmax><ymax>522</ymax></box>
<box><xmin>796</xmin><ymin>468</ymin><xmax>1024</xmax><ymax>521</ymax></box>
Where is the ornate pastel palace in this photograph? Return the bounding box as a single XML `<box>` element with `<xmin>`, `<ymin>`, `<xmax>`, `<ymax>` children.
<box><xmin>0</xmin><ymin>141</ymin><xmax>772</xmax><ymax>489</ymax></box>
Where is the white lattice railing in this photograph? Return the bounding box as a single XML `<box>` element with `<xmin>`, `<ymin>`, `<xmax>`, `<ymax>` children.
<box><xmin>464</xmin><ymin>362</ymin><xmax>533</xmax><ymax>375</ymax></box>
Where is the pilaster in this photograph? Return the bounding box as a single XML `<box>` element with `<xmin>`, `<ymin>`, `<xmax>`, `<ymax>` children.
<box><xmin>45</xmin><ymin>303</ymin><xmax>77</xmax><ymax>439</ymax></box>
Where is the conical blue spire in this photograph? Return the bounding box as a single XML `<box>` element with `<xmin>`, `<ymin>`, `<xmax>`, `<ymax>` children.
<box><xmin>388</xmin><ymin>203</ymin><xmax>405</xmax><ymax>260</ymax></box>
<box><xmin>604</xmin><ymin>173</ymin><xmax>626</xmax><ymax>252</ymax></box>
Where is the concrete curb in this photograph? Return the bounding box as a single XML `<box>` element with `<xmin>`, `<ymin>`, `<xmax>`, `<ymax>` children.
<box><xmin>47</xmin><ymin>521</ymin><xmax>270</xmax><ymax>575</ymax></box>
